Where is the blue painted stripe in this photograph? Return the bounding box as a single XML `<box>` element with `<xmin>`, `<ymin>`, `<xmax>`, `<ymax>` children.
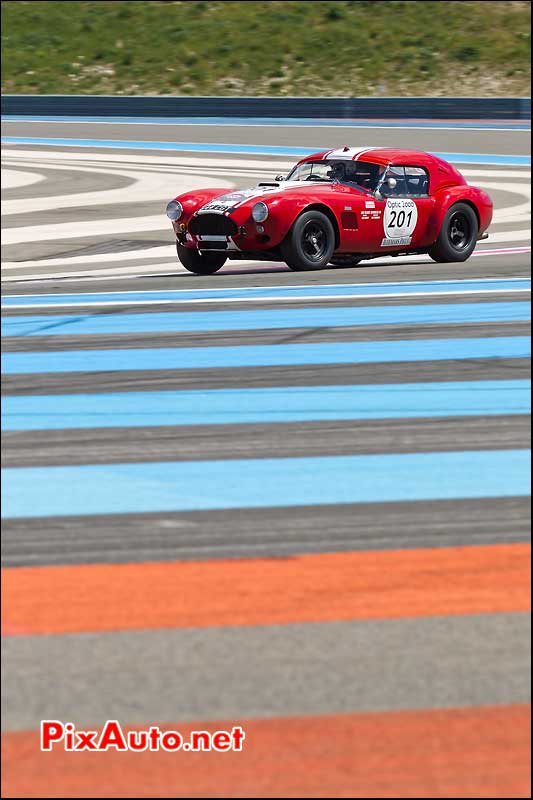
<box><xmin>435</xmin><ymin>152</ymin><xmax>531</xmax><ymax>166</ymax></box>
<box><xmin>2</xmin><ymin>337</ymin><xmax>529</xmax><ymax>375</ymax></box>
<box><xmin>2</xmin><ymin>278</ymin><xmax>530</xmax><ymax>309</ymax></box>
<box><xmin>3</xmin><ymin>115</ymin><xmax>530</xmax><ymax>130</ymax></box>
<box><xmin>2</xmin><ymin>449</ymin><xmax>530</xmax><ymax>518</ymax></box>
<box><xmin>3</xmin><ymin>302</ymin><xmax>530</xmax><ymax>338</ymax></box>
<box><xmin>2</xmin><ymin>136</ymin><xmax>530</xmax><ymax>166</ymax></box>
<box><xmin>2</xmin><ymin>381</ymin><xmax>529</xmax><ymax>432</ymax></box>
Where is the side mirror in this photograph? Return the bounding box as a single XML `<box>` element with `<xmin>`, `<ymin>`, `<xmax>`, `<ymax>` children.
<box><xmin>376</xmin><ymin>176</ymin><xmax>397</xmax><ymax>200</ymax></box>
<box><xmin>275</xmin><ymin>175</ymin><xmax>285</xmax><ymax>182</ymax></box>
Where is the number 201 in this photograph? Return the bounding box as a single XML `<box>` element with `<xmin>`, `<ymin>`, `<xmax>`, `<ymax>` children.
<box><xmin>389</xmin><ymin>210</ymin><xmax>412</xmax><ymax>227</ymax></box>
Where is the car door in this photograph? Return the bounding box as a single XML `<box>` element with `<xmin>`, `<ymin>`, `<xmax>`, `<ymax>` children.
<box><xmin>372</xmin><ymin>166</ymin><xmax>435</xmax><ymax>250</ymax></box>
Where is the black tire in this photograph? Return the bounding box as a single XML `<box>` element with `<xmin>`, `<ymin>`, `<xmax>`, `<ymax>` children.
<box><xmin>176</xmin><ymin>243</ymin><xmax>227</xmax><ymax>274</ymax></box>
<box><xmin>329</xmin><ymin>256</ymin><xmax>363</xmax><ymax>268</ymax></box>
<box><xmin>281</xmin><ymin>210</ymin><xmax>336</xmax><ymax>271</ymax></box>
<box><xmin>428</xmin><ymin>202</ymin><xmax>478</xmax><ymax>263</ymax></box>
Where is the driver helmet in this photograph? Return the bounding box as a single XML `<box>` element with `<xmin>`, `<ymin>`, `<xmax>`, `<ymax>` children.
<box><xmin>328</xmin><ymin>162</ymin><xmax>345</xmax><ymax>181</ymax></box>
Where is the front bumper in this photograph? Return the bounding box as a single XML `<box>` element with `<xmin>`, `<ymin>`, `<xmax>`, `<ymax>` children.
<box><xmin>174</xmin><ymin>212</ymin><xmax>274</xmax><ymax>252</ymax></box>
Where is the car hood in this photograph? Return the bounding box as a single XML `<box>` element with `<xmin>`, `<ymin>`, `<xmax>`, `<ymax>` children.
<box><xmin>196</xmin><ymin>181</ymin><xmax>349</xmax><ymax>213</ymax></box>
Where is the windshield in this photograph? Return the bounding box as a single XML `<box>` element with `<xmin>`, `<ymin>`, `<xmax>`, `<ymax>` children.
<box><xmin>286</xmin><ymin>159</ymin><xmax>382</xmax><ymax>192</ymax></box>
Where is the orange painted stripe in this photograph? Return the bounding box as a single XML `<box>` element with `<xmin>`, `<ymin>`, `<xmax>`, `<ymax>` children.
<box><xmin>2</xmin><ymin>543</ymin><xmax>530</xmax><ymax>636</ymax></box>
<box><xmin>2</xmin><ymin>705</ymin><xmax>530</xmax><ymax>798</ymax></box>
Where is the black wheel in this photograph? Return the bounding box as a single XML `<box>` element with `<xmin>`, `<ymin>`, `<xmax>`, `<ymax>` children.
<box><xmin>428</xmin><ymin>202</ymin><xmax>478</xmax><ymax>263</ymax></box>
<box><xmin>176</xmin><ymin>243</ymin><xmax>227</xmax><ymax>274</ymax></box>
<box><xmin>329</xmin><ymin>256</ymin><xmax>363</xmax><ymax>268</ymax></box>
<box><xmin>281</xmin><ymin>210</ymin><xmax>336</xmax><ymax>271</ymax></box>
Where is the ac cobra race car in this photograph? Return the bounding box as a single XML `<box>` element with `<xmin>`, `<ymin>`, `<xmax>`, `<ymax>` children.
<box><xmin>165</xmin><ymin>147</ymin><xmax>492</xmax><ymax>274</ymax></box>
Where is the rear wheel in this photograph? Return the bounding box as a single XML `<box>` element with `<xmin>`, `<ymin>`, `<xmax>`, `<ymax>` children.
<box><xmin>428</xmin><ymin>202</ymin><xmax>478</xmax><ymax>263</ymax></box>
<box><xmin>281</xmin><ymin>210</ymin><xmax>336</xmax><ymax>271</ymax></box>
<box><xmin>177</xmin><ymin>243</ymin><xmax>227</xmax><ymax>274</ymax></box>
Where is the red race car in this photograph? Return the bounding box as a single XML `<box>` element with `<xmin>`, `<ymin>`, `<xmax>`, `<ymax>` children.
<box><xmin>166</xmin><ymin>146</ymin><xmax>493</xmax><ymax>274</ymax></box>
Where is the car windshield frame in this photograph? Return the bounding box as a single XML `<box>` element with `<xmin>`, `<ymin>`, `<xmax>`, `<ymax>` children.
<box><xmin>286</xmin><ymin>159</ymin><xmax>380</xmax><ymax>194</ymax></box>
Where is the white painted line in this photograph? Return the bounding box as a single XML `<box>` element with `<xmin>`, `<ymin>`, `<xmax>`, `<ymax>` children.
<box><xmin>481</xmin><ymin>180</ymin><xmax>530</xmax><ymax>224</ymax></box>
<box><xmin>4</xmin><ymin>148</ymin><xmax>530</xmax><ymax>176</ymax></box>
<box><xmin>2</xmin><ymin>218</ymin><xmax>529</xmax><ymax>250</ymax></box>
<box><xmin>1</xmin><ymin>215</ymin><xmax>170</xmax><ymax>245</ymax></box>
<box><xmin>476</xmin><ymin>229</ymin><xmax>531</xmax><ymax>243</ymax></box>
<box><xmin>2</xmin><ymin>148</ymin><xmax>295</xmax><ymax>171</ymax></box>
<box><xmin>1</xmin><ymin>164</ymin><xmax>231</xmax><ymax>216</ymax></box>
<box><xmin>1</xmin><ymin>230</ymin><xmax>529</xmax><ymax>273</ymax></box>
<box><xmin>0</xmin><ymin>246</ymin><xmax>175</xmax><ymax>270</ymax></box>
<box><xmin>460</xmin><ymin>170</ymin><xmax>531</xmax><ymax>179</ymax></box>
<box><xmin>2</xmin><ymin>287</ymin><xmax>530</xmax><ymax>309</ymax></box>
<box><xmin>1</xmin><ymin>168</ymin><xmax>46</xmax><ymax>189</ymax></box>
<box><xmin>1</xmin><ymin>261</ymin><xmax>187</xmax><ymax>282</ymax></box>
<box><xmin>473</xmin><ymin>246</ymin><xmax>531</xmax><ymax>254</ymax></box>
<box><xmin>3</xmin><ymin>271</ymin><xmax>530</xmax><ymax>295</ymax></box>
<box><xmin>2</xmin><ymin>243</ymin><xmax>530</xmax><ymax>284</ymax></box>
<box><xmin>2</xmin><ymin>118</ymin><xmax>530</xmax><ymax>133</ymax></box>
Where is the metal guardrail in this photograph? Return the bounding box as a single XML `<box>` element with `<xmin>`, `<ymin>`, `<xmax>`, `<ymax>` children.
<box><xmin>2</xmin><ymin>95</ymin><xmax>531</xmax><ymax>120</ymax></box>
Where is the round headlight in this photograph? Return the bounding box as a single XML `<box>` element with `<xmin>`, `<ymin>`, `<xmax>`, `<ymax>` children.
<box><xmin>166</xmin><ymin>200</ymin><xmax>183</xmax><ymax>221</ymax></box>
<box><xmin>252</xmin><ymin>201</ymin><xmax>269</xmax><ymax>223</ymax></box>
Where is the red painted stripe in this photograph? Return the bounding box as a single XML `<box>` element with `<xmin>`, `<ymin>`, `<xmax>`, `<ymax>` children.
<box><xmin>3</xmin><ymin>543</ymin><xmax>530</xmax><ymax>636</ymax></box>
<box><xmin>2</xmin><ymin>705</ymin><xmax>530</xmax><ymax>798</ymax></box>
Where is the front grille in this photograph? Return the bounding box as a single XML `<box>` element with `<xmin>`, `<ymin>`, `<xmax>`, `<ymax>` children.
<box><xmin>189</xmin><ymin>214</ymin><xmax>238</xmax><ymax>236</ymax></box>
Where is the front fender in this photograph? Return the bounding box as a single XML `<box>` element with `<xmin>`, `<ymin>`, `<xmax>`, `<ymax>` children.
<box><xmin>174</xmin><ymin>188</ymin><xmax>234</xmax><ymax>223</ymax></box>
<box><xmin>235</xmin><ymin>194</ymin><xmax>343</xmax><ymax>249</ymax></box>
<box><xmin>265</xmin><ymin>195</ymin><xmax>318</xmax><ymax>242</ymax></box>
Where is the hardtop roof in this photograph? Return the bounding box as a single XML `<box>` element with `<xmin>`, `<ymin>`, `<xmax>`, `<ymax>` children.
<box><xmin>299</xmin><ymin>147</ymin><xmax>442</xmax><ymax>167</ymax></box>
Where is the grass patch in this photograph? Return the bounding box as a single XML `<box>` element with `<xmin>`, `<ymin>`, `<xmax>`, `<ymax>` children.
<box><xmin>1</xmin><ymin>0</ymin><xmax>530</xmax><ymax>96</ymax></box>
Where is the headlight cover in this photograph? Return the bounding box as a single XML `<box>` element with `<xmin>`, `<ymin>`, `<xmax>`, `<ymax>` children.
<box><xmin>252</xmin><ymin>201</ymin><xmax>269</xmax><ymax>223</ymax></box>
<box><xmin>166</xmin><ymin>200</ymin><xmax>183</xmax><ymax>221</ymax></box>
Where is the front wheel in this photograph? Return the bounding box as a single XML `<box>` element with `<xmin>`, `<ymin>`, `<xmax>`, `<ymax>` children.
<box><xmin>176</xmin><ymin>243</ymin><xmax>227</xmax><ymax>274</ymax></box>
<box><xmin>428</xmin><ymin>203</ymin><xmax>478</xmax><ymax>263</ymax></box>
<box><xmin>281</xmin><ymin>210</ymin><xmax>336</xmax><ymax>271</ymax></box>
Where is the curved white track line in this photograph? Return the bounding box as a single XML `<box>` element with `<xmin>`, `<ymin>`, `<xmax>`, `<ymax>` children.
<box><xmin>477</xmin><ymin>182</ymin><xmax>531</xmax><ymax>223</ymax></box>
<box><xmin>1</xmin><ymin>165</ymin><xmax>231</xmax><ymax>216</ymax></box>
<box><xmin>1</xmin><ymin>168</ymin><xmax>46</xmax><ymax>189</ymax></box>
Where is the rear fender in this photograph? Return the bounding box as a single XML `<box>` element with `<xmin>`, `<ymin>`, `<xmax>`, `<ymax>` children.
<box><xmin>430</xmin><ymin>186</ymin><xmax>493</xmax><ymax>242</ymax></box>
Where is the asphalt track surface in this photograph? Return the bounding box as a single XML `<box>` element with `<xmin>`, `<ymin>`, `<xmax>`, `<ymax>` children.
<box><xmin>1</xmin><ymin>119</ymin><xmax>531</xmax><ymax>798</ymax></box>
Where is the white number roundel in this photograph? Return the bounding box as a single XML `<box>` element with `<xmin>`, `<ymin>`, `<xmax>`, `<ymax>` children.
<box><xmin>384</xmin><ymin>198</ymin><xmax>418</xmax><ymax>238</ymax></box>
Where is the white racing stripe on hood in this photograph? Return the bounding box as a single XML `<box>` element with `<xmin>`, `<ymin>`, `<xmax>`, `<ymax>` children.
<box><xmin>197</xmin><ymin>181</ymin><xmax>320</xmax><ymax>213</ymax></box>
